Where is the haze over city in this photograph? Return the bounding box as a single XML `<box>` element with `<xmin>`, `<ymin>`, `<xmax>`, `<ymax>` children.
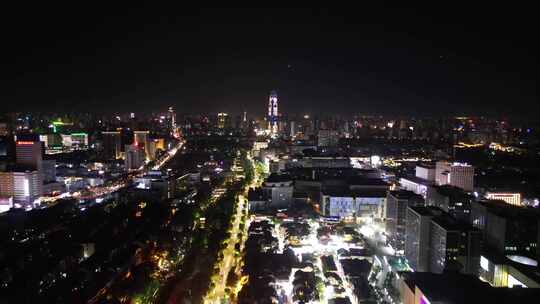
<box><xmin>2</xmin><ymin>5</ymin><xmax>538</xmax><ymax>116</ymax></box>
<box><xmin>1</xmin><ymin>5</ymin><xmax>539</xmax><ymax>304</ymax></box>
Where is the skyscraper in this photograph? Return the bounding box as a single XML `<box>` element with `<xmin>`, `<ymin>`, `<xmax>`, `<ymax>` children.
<box><xmin>124</xmin><ymin>143</ymin><xmax>145</xmax><ymax>171</ymax></box>
<box><xmin>102</xmin><ymin>131</ymin><xmax>122</xmax><ymax>160</ymax></box>
<box><xmin>385</xmin><ymin>190</ymin><xmax>424</xmax><ymax>238</ymax></box>
<box><xmin>405</xmin><ymin>206</ymin><xmax>436</xmax><ymax>272</ymax></box>
<box><xmin>16</xmin><ymin>141</ymin><xmax>42</xmax><ymax>170</ymax></box>
<box><xmin>168</xmin><ymin>106</ymin><xmax>176</xmax><ymax>133</ymax></box>
<box><xmin>217</xmin><ymin>113</ymin><xmax>228</xmax><ymax>129</ymax></box>
<box><xmin>448</xmin><ymin>163</ymin><xmax>475</xmax><ymax>192</ymax></box>
<box><xmin>267</xmin><ymin>90</ymin><xmax>278</xmax><ymax>134</ymax></box>
<box><xmin>436</xmin><ymin>161</ymin><xmax>475</xmax><ymax>192</ymax></box>
<box><xmin>134</xmin><ymin>130</ymin><xmax>150</xmax><ymax>160</ymax></box>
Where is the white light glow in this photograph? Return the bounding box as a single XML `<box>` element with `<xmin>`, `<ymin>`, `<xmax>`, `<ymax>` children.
<box><xmin>480</xmin><ymin>256</ymin><xmax>489</xmax><ymax>271</ymax></box>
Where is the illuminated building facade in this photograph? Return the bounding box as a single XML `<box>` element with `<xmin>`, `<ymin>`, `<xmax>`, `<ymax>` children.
<box><xmin>16</xmin><ymin>141</ymin><xmax>42</xmax><ymax>171</ymax></box>
<box><xmin>435</xmin><ymin>161</ymin><xmax>474</xmax><ymax>192</ymax></box>
<box><xmin>406</xmin><ymin>206</ymin><xmax>435</xmax><ymax>272</ymax></box>
<box><xmin>321</xmin><ymin>190</ymin><xmax>386</xmax><ymax>219</ymax></box>
<box><xmin>470</xmin><ymin>200</ymin><xmax>538</xmax><ymax>258</ymax></box>
<box><xmin>385</xmin><ymin>190</ymin><xmax>424</xmax><ymax>238</ymax></box>
<box><xmin>415</xmin><ymin>164</ymin><xmax>436</xmax><ymax>181</ymax></box>
<box><xmin>405</xmin><ymin>206</ymin><xmax>481</xmax><ymax>274</ymax></box>
<box><xmin>217</xmin><ymin>112</ymin><xmax>228</xmax><ymax>129</ymax></box>
<box><xmin>70</xmin><ymin>133</ymin><xmax>88</xmax><ymax>149</ymax></box>
<box><xmin>486</xmin><ymin>192</ymin><xmax>522</xmax><ymax>206</ymax></box>
<box><xmin>134</xmin><ymin>130</ymin><xmax>151</xmax><ymax>160</ymax></box>
<box><xmin>0</xmin><ymin>170</ymin><xmax>42</xmax><ymax>204</ymax></box>
<box><xmin>168</xmin><ymin>106</ymin><xmax>176</xmax><ymax>131</ymax></box>
<box><xmin>267</xmin><ymin>90</ymin><xmax>278</xmax><ymax>134</ymax></box>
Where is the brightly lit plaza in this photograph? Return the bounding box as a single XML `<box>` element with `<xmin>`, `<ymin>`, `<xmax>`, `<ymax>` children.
<box><xmin>248</xmin><ymin>214</ymin><xmax>411</xmax><ymax>304</ymax></box>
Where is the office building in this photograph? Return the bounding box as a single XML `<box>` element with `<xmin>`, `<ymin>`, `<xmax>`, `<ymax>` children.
<box><xmin>435</xmin><ymin>161</ymin><xmax>474</xmax><ymax>192</ymax></box>
<box><xmin>261</xmin><ymin>174</ymin><xmax>293</xmax><ymax>208</ymax></box>
<box><xmin>426</xmin><ymin>185</ymin><xmax>473</xmax><ymax>222</ymax></box>
<box><xmin>217</xmin><ymin>112</ymin><xmax>228</xmax><ymax>129</ymax></box>
<box><xmin>102</xmin><ymin>131</ymin><xmax>122</xmax><ymax>159</ymax></box>
<box><xmin>405</xmin><ymin>206</ymin><xmax>438</xmax><ymax>272</ymax></box>
<box><xmin>317</xmin><ymin>129</ymin><xmax>339</xmax><ymax>147</ymax></box>
<box><xmin>429</xmin><ymin>215</ymin><xmax>482</xmax><ymax>274</ymax></box>
<box><xmin>399</xmin><ymin>176</ymin><xmax>433</xmax><ymax>198</ymax></box>
<box><xmin>435</xmin><ymin>161</ymin><xmax>451</xmax><ymax>186</ymax></box>
<box><xmin>16</xmin><ymin>140</ymin><xmax>42</xmax><ymax>170</ymax></box>
<box><xmin>449</xmin><ymin>162</ymin><xmax>475</xmax><ymax>191</ymax></box>
<box><xmin>124</xmin><ymin>144</ymin><xmax>145</xmax><ymax>171</ymax></box>
<box><xmin>385</xmin><ymin>190</ymin><xmax>424</xmax><ymax>237</ymax></box>
<box><xmin>415</xmin><ymin>163</ymin><xmax>436</xmax><ymax>181</ymax></box>
<box><xmin>0</xmin><ymin>170</ymin><xmax>42</xmax><ymax>204</ymax></box>
<box><xmin>485</xmin><ymin>191</ymin><xmax>522</xmax><ymax>206</ymax></box>
<box><xmin>405</xmin><ymin>206</ymin><xmax>481</xmax><ymax>274</ymax></box>
<box><xmin>41</xmin><ymin>159</ymin><xmax>56</xmax><ymax>183</ymax></box>
<box><xmin>147</xmin><ymin>140</ymin><xmax>157</xmax><ymax>160</ymax></box>
<box><xmin>134</xmin><ymin>130</ymin><xmax>150</xmax><ymax>160</ymax></box>
<box><xmin>470</xmin><ymin>200</ymin><xmax>539</xmax><ymax>258</ymax></box>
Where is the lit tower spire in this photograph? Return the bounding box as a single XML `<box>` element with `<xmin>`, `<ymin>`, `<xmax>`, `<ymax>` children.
<box><xmin>268</xmin><ymin>90</ymin><xmax>278</xmax><ymax>134</ymax></box>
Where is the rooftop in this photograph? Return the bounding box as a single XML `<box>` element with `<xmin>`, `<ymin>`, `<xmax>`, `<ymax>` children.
<box><xmin>265</xmin><ymin>173</ymin><xmax>292</xmax><ymax>183</ymax></box>
<box><xmin>416</xmin><ymin>163</ymin><xmax>435</xmax><ymax>169</ymax></box>
<box><xmin>400</xmin><ymin>271</ymin><xmax>540</xmax><ymax>303</ymax></box>
<box><xmin>400</xmin><ymin>175</ymin><xmax>434</xmax><ymax>185</ymax></box>
<box><xmin>401</xmin><ymin>272</ymin><xmax>490</xmax><ymax>303</ymax></box>
<box><xmin>322</xmin><ymin>188</ymin><xmax>387</xmax><ymax>198</ymax></box>
<box><xmin>431</xmin><ymin>213</ymin><xmax>474</xmax><ymax>232</ymax></box>
<box><xmin>408</xmin><ymin>205</ymin><xmax>442</xmax><ymax>217</ymax></box>
<box><xmin>388</xmin><ymin>189</ymin><xmax>423</xmax><ymax>200</ymax></box>
<box><xmin>434</xmin><ymin>185</ymin><xmax>472</xmax><ymax>199</ymax></box>
<box><xmin>475</xmin><ymin>200</ymin><xmax>540</xmax><ymax>219</ymax></box>
<box><xmin>347</xmin><ymin>177</ymin><xmax>389</xmax><ymax>186</ymax></box>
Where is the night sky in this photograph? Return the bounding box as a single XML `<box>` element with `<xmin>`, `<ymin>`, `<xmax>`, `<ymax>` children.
<box><xmin>1</xmin><ymin>5</ymin><xmax>538</xmax><ymax>117</ymax></box>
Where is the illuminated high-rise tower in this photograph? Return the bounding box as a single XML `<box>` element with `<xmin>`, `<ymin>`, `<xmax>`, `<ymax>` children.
<box><xmin>134</xmin><ymin>131</ymin><xmax>151</xmax><ymax>160</ymax></box>
<box><xmin>267</xmin><ymin>90</ymin><xmax>278</xmax><ymax>134</ymax></box>
<box><xmin>168</xmin><ymin>106</ymin><xmax>176</xmax><ymax>129</ymax></box>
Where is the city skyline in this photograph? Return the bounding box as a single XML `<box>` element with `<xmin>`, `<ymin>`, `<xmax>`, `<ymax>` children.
<box><xmin>1</xmin><ymin>5</ymin><xmax>540</xmax><ymax>304</ymax></box>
